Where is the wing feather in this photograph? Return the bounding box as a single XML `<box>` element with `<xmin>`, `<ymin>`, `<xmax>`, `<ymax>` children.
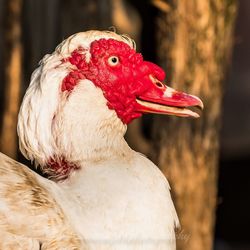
<box><xmin>0</xmin><ymin>152</ymin><xmax>86</xmax><ymax>249</ymax></box>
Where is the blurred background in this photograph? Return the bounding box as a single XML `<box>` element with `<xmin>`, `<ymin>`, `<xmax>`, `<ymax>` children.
<box><xmin>0</xmin><ymin>0</ymin><xmax>249</xmax><ymax>250</ymax></box>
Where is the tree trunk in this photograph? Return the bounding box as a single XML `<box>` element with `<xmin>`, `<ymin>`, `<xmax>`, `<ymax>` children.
<box><xmin>152</xmin><ymin>1</ymin><xmax>237</xmax><ymax>250</ymax></box>
<box><xmin>0</xmin><ymin>0</ymin><xmax>23</xmax><ymax>159</ymax></box>
<box><xmin>60</xmin><ymin>0</ymin><xmax>112</xmax><ymax>38</ymax></box>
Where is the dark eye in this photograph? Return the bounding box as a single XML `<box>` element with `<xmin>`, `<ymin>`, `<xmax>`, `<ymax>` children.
<box><xmin>108</xmin><ymin>56</ymin><xmax>119</xmax><ymax>66</ymax></box>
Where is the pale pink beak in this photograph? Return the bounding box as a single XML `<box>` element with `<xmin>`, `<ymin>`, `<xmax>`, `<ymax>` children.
<box><xmin>135</xmin><ymin>75</ymin><xmax>203</xmax><ymax>118</ymax></box>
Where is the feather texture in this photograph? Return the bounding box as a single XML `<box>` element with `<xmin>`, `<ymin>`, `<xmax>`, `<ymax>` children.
<box><xmin>0</xmin><ymin>153</ymin><xmax>85</xmax><ymax>249</ymax></box>
<box><xmin>1</xmin><ymin>31</ymin><xmax>180</xmax><ymax>249</ymax></box>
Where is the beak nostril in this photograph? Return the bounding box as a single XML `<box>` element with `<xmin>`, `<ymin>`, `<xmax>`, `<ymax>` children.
<box><xmin>149</xmin><ymin>74</ymin><xmax>165</xmax><ymax>89</ymax></box>
<box><xmin>155</xmin><ymin>80</ymin><xmax>164</xmax><ymax>88</ymax></box>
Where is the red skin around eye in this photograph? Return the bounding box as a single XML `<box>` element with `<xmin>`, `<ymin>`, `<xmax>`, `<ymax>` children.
<box><xmin>61</xmin><ymin>38</ymin><xmax>166</xmax><ymax>124</ymax></box>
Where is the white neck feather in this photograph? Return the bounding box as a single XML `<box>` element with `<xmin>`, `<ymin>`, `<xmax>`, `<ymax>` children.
<box><xmin>17</xmin><ymin>53</ymin><xmax>131</xmax><ymax>170</ymax></box>
<box><xmin>53</xmin><ymin>80</ymin><xmax>131</xmax><ymax>163</ymax></box>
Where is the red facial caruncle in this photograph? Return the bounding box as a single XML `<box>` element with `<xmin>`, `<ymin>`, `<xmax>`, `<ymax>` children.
<box><xmin>62</xmin><ymin>38</ymin><xmax>203</xmax><ymax>124</ymax></box>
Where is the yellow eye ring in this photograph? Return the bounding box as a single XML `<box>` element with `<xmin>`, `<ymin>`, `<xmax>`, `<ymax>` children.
<box><xmin>108</xmin><ymin>56</ymin><xmax>119</xmax><ymax>66</ymax></box>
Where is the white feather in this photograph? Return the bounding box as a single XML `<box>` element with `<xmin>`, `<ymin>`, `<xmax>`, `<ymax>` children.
<box><xmin>14</xmin><ymin>30</ymin><xmax>179</xmax><ymax>249</ymax></box>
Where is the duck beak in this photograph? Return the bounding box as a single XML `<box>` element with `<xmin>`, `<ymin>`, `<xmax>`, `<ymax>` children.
<box><xmin>135</xmin><ymin>75</ymin><xmax>203</xmax><ymax>118</ymax></box>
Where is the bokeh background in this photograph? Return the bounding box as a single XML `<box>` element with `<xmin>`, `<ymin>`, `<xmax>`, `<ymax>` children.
<box><xmin>0</xmin><ymin>0</ymin><xmax>249</xmax><ymax>250</ymax></box>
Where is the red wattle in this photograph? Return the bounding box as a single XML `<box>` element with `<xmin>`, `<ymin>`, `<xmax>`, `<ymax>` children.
<box><xmin>61</xmin><ymin>38</ymin><xmax>166</xmax><ymax>124</ymax></box>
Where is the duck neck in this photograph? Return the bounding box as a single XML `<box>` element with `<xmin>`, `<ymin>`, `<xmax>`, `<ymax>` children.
<box><xmin>47</xmin><ymin>81</ymin><xmax>132</xmax><ymax>180</ymax></box>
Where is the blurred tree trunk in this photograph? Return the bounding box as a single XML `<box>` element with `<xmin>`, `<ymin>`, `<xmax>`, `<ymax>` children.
<box><xmin>152</xmin><ymin>1</ymin><xmax>237</xmax><ymax>250</ymax></box>
<box><xmin>60</xmin><ymin>0</ymin><xmax>112</xmax><ymax>37</ymax></box>
<box><xmin>0</xmin><ymin>0</ymin><xmax>23</xmax><ymax>159</ymax></box>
